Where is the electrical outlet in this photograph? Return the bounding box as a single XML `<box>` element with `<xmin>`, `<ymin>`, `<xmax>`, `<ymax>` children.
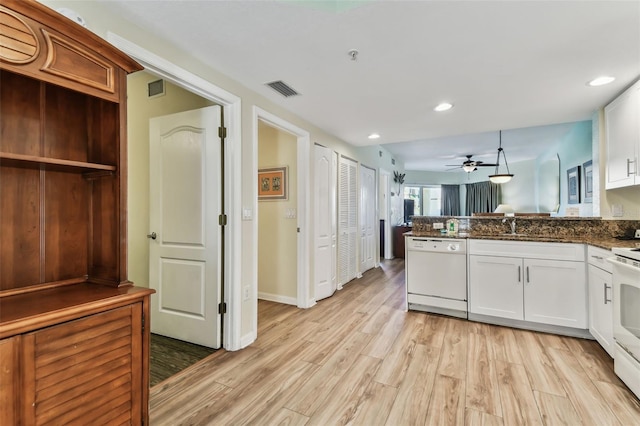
<box><xmin>612</xmin><ymin>204</ymin><xmax>624</xmax><ymax>217</ymax></box>
<box><xmin>243</xmin><ymin>286</ymin><xmax>250</xmax><ymax>301</ymax></box>
<box><xmin>635</xmin><ymin>229</ymin><xmax>640</xmax><ymax>239</ymax></box>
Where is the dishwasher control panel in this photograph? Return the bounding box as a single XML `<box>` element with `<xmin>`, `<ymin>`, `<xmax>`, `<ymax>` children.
<box><xmin>407</xmin><ymin>237</ymin><xmax>466</xmax><ymax>254</ymax></box>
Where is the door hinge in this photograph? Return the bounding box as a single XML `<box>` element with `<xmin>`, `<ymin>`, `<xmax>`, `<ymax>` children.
<box><xmin>219</xmin><ymin>214</ymin><xmax>228</xmax><ymax>226</ymax></box>
<box><xmin>218</xmin><ymin>302</ymin><xmax>227</xmax><ymax>315</ymax></box>
<box><xmin>142</xmin><ymin>312</ymin><xmax>145</xmax><ymax>331</ymax></box>
<box><xmin>218</xmin><ymin>126</ymin><xmax>227</xmax><ymax>139</ymax></box>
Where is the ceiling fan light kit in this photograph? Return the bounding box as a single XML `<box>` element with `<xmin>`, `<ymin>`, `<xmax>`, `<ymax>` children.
<box><xmin>488</xmin><ymin>130</ymin><xmax>514</xmax><ymax>184</ymax></box>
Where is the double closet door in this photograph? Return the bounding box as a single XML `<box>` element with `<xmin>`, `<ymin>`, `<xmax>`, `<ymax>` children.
<box><xmin>339</xmin><ymin>156</ymin><xmax>358</xmax><ymax>286</ymax></box>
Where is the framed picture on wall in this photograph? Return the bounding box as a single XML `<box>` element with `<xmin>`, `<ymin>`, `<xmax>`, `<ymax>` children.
<box><xmin>567</xmin><ymin>166</ymin><xmax>581</xmax><ymax>204</ymax></box>
<box><xmin>258</xmin><ymin>166</ymin><xmax>288</xmax><ymax>201</ymax></box>
<box><xmin>582</xmin><ymin>160</ymin><xmax>593</xmax><ymax>203</ymax></box>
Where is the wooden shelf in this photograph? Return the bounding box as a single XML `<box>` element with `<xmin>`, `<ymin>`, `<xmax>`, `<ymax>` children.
<box><xmin>0</xmin><ymin>152</ymin><xmax>116</xmax><ymax>173</ymax></box>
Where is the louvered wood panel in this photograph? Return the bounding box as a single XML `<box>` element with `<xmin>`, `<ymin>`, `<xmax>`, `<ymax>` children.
<box><xmin>23</xmin><ymin>304</ymin><xmax>142</xmax><ymax>425</ymax></box>
<box><xmin>0</xmin><ymin>7</ymin><xmax>39</xmax><ymax>64</ymax></box>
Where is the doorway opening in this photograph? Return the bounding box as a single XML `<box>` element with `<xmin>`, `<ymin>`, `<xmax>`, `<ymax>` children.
<box><xmin>257</xmin><ymin>121</ymin><xmax>298</xmax><ymax>305</ymax></box>
<box><xmin>108</xmin><ymin>32</ymin><xmax>244</xmax><ymax>353</ymax></box>
<box><xmin>251</xmin><ymin>107</ymin><xmax>311</xmax><ymax>335</ymax></box>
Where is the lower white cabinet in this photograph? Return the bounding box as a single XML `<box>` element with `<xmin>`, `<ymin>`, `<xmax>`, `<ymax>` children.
<box><xmin>469</xmin><ymin>255</ymin><xmax>523</xmax><ymax>320</ymax></box>
<box><xmin>469</xmin><ymin>240</ymin><xmax>587</xmax><ymax>330</ymax></box>
<box><xmin>587</xmin><ymin>246</ymin><xmax>614</xmax><ymax>357</ymax></box>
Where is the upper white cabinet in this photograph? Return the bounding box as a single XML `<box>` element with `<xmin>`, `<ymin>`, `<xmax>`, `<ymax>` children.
<box><xmin>605</xmin><ymin>79</ymin><xmax>640</xmax><ymax>189</ymax></box>
<box><xmin>469</xmin><ymin>240</ymin><xmax>587</xmax><ymax>330</ymax></box>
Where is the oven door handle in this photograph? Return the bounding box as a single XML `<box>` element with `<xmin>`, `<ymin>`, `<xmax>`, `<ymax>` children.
<box><xmin>607</xmin><ymin>256</ymin><xmax>640</xmax><ymax>274</ymax></box>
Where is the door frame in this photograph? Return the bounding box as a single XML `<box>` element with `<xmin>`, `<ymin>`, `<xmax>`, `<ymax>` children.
<box><xmin>252</xmin><ymin>107</ymin><xmax>312</xmax><ymax>318</ymax></box>
<box><xmin>107</xmin><ymin>33</ymin><xmax>244</xmax><ymax>350</ymax></box>
<box><xmin>379</xmin><ymin>168</ymin><xmax>393</xmax><ymax>260</ymax></box>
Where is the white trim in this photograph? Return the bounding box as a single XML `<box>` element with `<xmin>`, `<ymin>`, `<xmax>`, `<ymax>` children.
<box><xmin>106</xmin><ymin>33</ymin><xmax>244</xmax><ymax>351</ymax></box>
<box><xmin>379</xmin><ymin>168</ymin><xmax>393</xmax><ymax>260</ymax></box>
<box><xmin>253</xmin><ymin>106</ymin><xmax>314</xmax><ymax>311</ymax></box>
<box><xmin>257</xmin><ymin>293</ymin><xmax>298</xmax><ymax>306</ymax></box>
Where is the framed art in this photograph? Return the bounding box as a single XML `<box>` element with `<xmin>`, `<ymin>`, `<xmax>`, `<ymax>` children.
<box><xmin>258</xmin><ymin>166</ymin><xmax>288</xmax><ymax>201</ymax></box>
<box><xmin>582</xmin><ymin>160</ymin><xmax>593</xmax><ymax>203</ymax></box>
<box><xmin>567</xmin><ymin>165</ymin><xmax>581</xmax><ymax>204</ymax></box>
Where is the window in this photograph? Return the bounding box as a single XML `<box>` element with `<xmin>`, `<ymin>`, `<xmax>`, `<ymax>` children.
<box><xmin>404</xmin><ymin>185</ymin><xmax>442</xmax><ymax>216</ymax></box>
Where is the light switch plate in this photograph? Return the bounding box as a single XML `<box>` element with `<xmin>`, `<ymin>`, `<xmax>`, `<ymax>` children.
<box><xmin>635</xmin><ymin>229</ymin><xmax>640</xmax><ymax>239</ymax></box>
<box><xmin>433</xmin><ymin>222</ymin><xmax>444</xmax><ymax>229</ymax></box>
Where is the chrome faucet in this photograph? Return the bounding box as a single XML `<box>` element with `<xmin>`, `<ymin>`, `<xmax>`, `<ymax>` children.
<box><xmin>502</xmin><ymin>217</ymin><xmax>517</xmax><ymax>234</ymax></box>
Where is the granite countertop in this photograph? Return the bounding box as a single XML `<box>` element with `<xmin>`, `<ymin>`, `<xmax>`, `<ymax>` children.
<box><xmin>404</xmin><ymin>231</ymin><xmax>640</xmax><ymax>251</ymax></box>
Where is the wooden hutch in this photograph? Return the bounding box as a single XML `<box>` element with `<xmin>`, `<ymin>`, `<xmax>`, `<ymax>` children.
<box><xmin>0</xmin><ymin>1</ymin><xmax>154</xmax><ymax>424</ymax></box>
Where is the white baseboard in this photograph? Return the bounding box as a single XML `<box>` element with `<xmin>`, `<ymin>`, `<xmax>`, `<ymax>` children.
<box><xmin>238</xmin><ymin>331</ymin><xmax>257</xmax><ymax>350</ymax></box>
<box><xmin>258</xmin><ymin>292</ymin><xmax>297</xmax><ymax>306</ymax></box>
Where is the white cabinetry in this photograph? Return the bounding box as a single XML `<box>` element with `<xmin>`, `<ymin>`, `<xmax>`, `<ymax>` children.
<box><xmin>469</xmin><ymin>240</ymin><xmax>587</xmax><ymax>331</ymax></box>
<box><xmin>587</xmin><ymin>246</ymin><xmax>614</xmax><ymax>357</ymax></box>
<box><xmin>605</xmin><ymin>79</ymin><xmax>640</xmax><ymax>189</ymax></box>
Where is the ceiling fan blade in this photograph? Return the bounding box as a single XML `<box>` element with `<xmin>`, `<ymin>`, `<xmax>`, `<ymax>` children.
<box><xmin>445</xmin><ymin>164</ymin><xmax>463</xmax><ymax>167</ymax></box>
<box><xmin>445</xmin><ymin>166</ymin><xmax>462</xmax><ymax>171</ymax></box>
<box><xmin>476</xmin><ymin>163</ymin><xmax>498</xmax><ymax>167</ymax></box>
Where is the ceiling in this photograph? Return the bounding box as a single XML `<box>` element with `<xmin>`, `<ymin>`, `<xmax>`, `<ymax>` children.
<box><xmin>94</xmin><ymin>0</ymin><xmax>639</xmax><ymax>171</ymax></box>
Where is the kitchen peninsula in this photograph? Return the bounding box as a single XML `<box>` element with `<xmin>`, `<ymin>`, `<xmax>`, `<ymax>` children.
<box><xmin>405</xmin><ymin>215</ymin><xmax>640</xmax><ymax>337</ymax></box>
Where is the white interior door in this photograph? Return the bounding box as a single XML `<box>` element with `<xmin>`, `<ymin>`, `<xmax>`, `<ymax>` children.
<box><xmin>360</xmin><ymin>165</ymin><xmax>376</xmax><ymax>273</ymax></box>
<box><xmin>149</xmin><ymin>106</ymin><xmax>222</xmax><ymax>348</ymax></box>
<box><xmin>314</xmin><ymin>145</ymin><xmax>337</xmax><ymax>301</ymax></box>
<box><xmin>338</xmin><ymin>156</ymin><xmax>358</xmax><ymax>287</ymax></box>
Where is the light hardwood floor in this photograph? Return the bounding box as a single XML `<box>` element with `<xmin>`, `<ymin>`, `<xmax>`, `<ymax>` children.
<box><xmin>149</xmin><ymin>259</ymin><xmax>640</xmax><ymax>425</ymax></box>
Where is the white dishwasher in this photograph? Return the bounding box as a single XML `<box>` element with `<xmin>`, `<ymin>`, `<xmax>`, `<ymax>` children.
<box><xmin>405</xmin><ymin>237</ymin><xmax>468</xmax><ymax>318</ymax></box>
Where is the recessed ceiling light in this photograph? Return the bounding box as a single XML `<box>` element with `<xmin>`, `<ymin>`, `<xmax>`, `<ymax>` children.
<box><xmin>587</xmin><ymin>76</ymin><xmax>615</xmax><ymax>87</ymax></box>
<box><xmin>434</xmin><ymin>102</ymin><xmax>453</xmax><ymax>112</ymax></box>
<box><xmin>368</xmin><ymin>133</ymin><xmax>380</xmax><ymax>140</ymax></box>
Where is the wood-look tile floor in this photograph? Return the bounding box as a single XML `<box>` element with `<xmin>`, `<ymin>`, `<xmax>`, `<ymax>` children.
<box><xmin>149</xmin><ymin>259</ymin><xmax>640</xmax><ymax>425</ymax></box>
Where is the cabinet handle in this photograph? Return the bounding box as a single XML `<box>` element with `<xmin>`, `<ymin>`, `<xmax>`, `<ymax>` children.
<box><xmin>518</xmin><ymin>266</ymin><xmax>521</xmax><ymax>282</ymax></box>
<box><xmin>591</xmin><ymin>255</ymin><xmax>604</xmax><ymax>260</ymax></box>
<box><xmin>627</xmin><ymin>158</ymin><xmax>637</xmax><ymax>177</ymax></box>
<box><xmin>526</xmin><ymin>266</ymin><xmax>530</xmax><ymax>283</ymax></box>
<box><xmin>604</xmin><ymin>283</ymin><xmax>612</xmax><ymax>304</ymax></box>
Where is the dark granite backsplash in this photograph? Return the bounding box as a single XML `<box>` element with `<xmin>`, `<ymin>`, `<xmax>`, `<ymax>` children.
<box><xmin>412</xmin><ymin>216</ymin><xmax>640</xmax><ymax>239</ymax></box>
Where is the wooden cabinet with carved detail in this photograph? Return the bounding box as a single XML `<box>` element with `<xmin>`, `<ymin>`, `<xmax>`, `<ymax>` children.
<box><xmin>0</xmin><ymin>1</ymin><xmax>153</xmax><ymax>424</ymax></box>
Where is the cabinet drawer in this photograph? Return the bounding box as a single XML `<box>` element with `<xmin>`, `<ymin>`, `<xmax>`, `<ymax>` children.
<box><xmin>469</xmin><ymin>239</ymin><xmax>585</xmax><ymax>261</ymax></box>
<box><xmin>587</xmin><ymin>245</ymin><xmax>613</xmax><ymax>273</ymax></box>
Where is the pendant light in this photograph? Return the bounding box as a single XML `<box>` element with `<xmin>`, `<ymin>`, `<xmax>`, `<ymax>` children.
<box><xmin>489</xmin><ymin>130</ymin><xmax>514</xmax><ymax>184</ymax></box>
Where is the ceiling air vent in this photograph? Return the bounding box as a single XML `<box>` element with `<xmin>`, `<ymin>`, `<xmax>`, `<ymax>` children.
<box><xmin>265</xmin><ymin>80</ymin><xmax>299</xmax><ymax>97</ymax></box>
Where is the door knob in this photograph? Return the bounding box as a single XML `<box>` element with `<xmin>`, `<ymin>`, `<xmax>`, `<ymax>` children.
<box><xmin>147</xmin><ymin>232</ymin><xmax>157</xmax><ymax>240</ymax></box>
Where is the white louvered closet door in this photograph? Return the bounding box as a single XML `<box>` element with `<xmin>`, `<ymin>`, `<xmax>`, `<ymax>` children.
<box><xmin>339</xmin><ymin>156</ymin><xmax>358</xmax><ymax>286</ymax></box>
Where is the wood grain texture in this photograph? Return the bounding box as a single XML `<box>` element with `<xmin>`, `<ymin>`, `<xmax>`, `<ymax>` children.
<box><xmin>148</xmin><ymin>260</ymin><xmax>640</xmax><ymax>425</ymax></box>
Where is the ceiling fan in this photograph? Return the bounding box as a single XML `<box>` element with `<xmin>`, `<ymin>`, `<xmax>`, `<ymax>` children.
<box><xmin>446</xmin><ymin>155</ymin><xmax>498</xmax><ymax>173</ymax></box>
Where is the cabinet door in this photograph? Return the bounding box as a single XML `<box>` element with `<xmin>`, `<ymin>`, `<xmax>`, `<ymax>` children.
<box><xmin>469</xmin><ymin>255</ymin><xmax>523</xmax><ymax>320</ymax></box>
<box><xmin>21</xmin><ymin>304</ymin><xmax>143</xmax><ymax>425</ymax></box>
<box><xmin>0</xmin><ymin>336</ymin><xmax>20</xmax><ymax>426</ymax></box>
<box><xmin>588</xmin><ymin>264</ymin><xmax>614</xmax><ymax>357</ymax></box>
<box><xmin>605</xmin><ymin>80</ymin><xmax>639</xmax><ymax>189</ymax></box>
<box><xmin>524</xmin><ymin>259</ymin><xmax>587</xmax><ymax>328</ymax></box>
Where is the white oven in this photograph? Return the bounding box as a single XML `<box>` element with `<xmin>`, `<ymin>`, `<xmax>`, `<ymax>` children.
<box><xmin>609</xmin><ymin>247</ymin><xmax>640</xmax><ymax>399</ymax></box>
